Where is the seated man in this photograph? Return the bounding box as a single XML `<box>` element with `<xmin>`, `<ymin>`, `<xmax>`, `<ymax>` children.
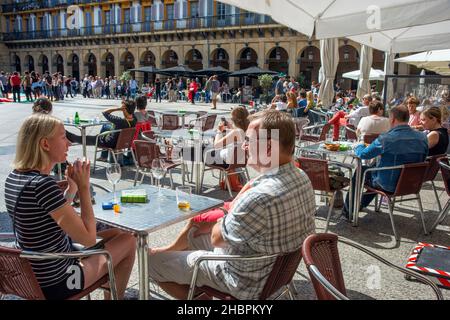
<box><xmin>148</xmin><ymin>110</ymin><xmax>316</xmax><ymax>300</ymax></box>
<box><xmin>342</xmin><ymin>105</ymin><xmax>429</xmax><ymax>219</ymax></box>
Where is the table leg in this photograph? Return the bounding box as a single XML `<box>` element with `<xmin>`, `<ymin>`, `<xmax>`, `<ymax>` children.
<box><xmin>81</xmin><ymin>127</ymin><xmax>87</xmax><ymax>159</ymax></box>
<box><xmin>137</xmin><ymin>233</ymin><xmax>149</xmax><ymax>300</ymax></box>
<box><xmin>353</xmin><ymin>159</ymin><xmax>362</xmax><ymax>227</ymax></box>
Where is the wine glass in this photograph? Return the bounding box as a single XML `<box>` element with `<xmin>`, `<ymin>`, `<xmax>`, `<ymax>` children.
<box><xmin>152</xmin><ymin>158</ymin><xmax>167</xmax><ymax>198</ymax></box>
<box><xmin>106</xmin><ymin>163</ymin><xmax>121</xmax><ymax>203</ymax></box>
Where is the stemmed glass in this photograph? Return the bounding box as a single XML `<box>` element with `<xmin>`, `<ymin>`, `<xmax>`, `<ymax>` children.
<box><xmin>106</xmin><ymin>163</ymin><xmax>121</xmax><ymax>203</ymax></box>
<box><xmin>152</xmin><ymin>158</ymin><xmax>167</xmax><ymax>198</ymax></box>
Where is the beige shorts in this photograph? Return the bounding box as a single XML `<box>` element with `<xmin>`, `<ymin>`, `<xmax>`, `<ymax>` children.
<box><xmin>148</xmin><ymin>228</ymin><xmax>228</xmax><ymax>293</ymax></box>
<box><xmin>212</xmin><ymin>92</ymin><xmax>220</xmax><ymax>100</ymax></box>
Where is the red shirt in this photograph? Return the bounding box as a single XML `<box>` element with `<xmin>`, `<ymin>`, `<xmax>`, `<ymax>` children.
<box><xmin>11</xmin><ymin>75</ymin><xmax>21</xmax><ymax>86</ymax></box>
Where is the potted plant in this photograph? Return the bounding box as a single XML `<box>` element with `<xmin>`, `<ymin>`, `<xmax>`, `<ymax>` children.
<box><xmin>258</xmin><ymin>74</ymin><xmax>274</xmax><ymax>104</ymax></box>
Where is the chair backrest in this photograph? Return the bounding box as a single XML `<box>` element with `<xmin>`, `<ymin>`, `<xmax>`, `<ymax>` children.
<box><xmin>363</xmin><ymin>133</ymin><xmax>379</xmax><ymax>144</ymax></box>
<box><xmin>259</xmin><ymin>249</ymin><xmax>303</xmax><ymax>299</ymax></box>
<box><xmin>294</xmin><ymin>118</ymin><xmax>310</xmax><ymax>139</ymax></box>
<box><xmin>114</xmin><ymin>127</ymin><xmax>137</xmax><ymax>151</ymax></box>
<box><xmin>141</xmin><ymin>130</ymin><xmax>156</xmax><ymax>141</ymax></box>
<box><xmin>133</xmin><ymin>140</ymin><xmax>160</xmax><ymax>169</ymax></box>
<box><xmin>393</xmin><ymin>162</ymin><xmax>429</xmax><ymax>196</ymax></box>
<box><xmin>344</xmin><ymin>125</ymin><xmax>357</xmax><ymax>141</ymax></box>
<box><xmin>424</xmin><ymin>154</ymin><xmax>446</xmax><ymax>182</ymax></box>
<box><xmin>162</xmin><ymin>114</ymin><xmax>179</xmax><ymax>130</ymax></box>
<box><xmin>319</xmin><ymin>123</ymin><xmax>332</xmax><ymax>141</ymax></box>
<box><xmin>132</xmin><ymin>121</ymin><xmax>152</xmax><ymax>149</ymax></box>
<box><xmin>0</xmin><ymin>245</ymin><xmax>46</xmax><ymax>300</ymax></box>
<box><xmin>227</xmin><ymin>144</ymin><xmax>248</xmax><ymax>170</ymax></box>
<box><xmin>439</xmin><ymin>157</ymin><xmax>450</xmax><ymax>197</ymax></box>
<box><xmin>301</xmin><ymin>233</ymin><xmax>347</xmax><ymax>300</ymax></box>
<box><xmin>297</xmin><ymin>157</ymin><xmax>331</xmax><ymax>192</ymax></box>
<box><xmin>202</xmin><ymin>114</ymin><xmax>217</xmax><ymax>131</ymax></box>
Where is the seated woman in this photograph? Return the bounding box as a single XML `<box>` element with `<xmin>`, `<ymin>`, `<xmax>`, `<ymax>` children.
<box><xmin>32</xmin><ymin>97</ymin><xmax>53</xmax><ymax>114</ymax></box>
<box><xmin>407</xmin><ymin>96</ymin><xmax>422</xmax><ymax>129</ymax></box>
<box><xmin>420</xmin><ymin>107</ymin><xmax>449</xmax><ymax>156</ymax></box>
<box><xmin>66</xmin><ymin>100</ymin><xmax>137</xmax><ymax>161</ymax></box>
<box><xmin>356</xmin><ymin>101</ymin><xmax>390</xmax><ymax>140</ymax></box>
<box><xmin>5</xmin><ymin>114</ymin><xmax>136</xmax><ymax>299</ymax></box>
<box><xmin>270</xmin><ymin>94</ymin><xmax>288</xmax><ymax>111</ymax></box>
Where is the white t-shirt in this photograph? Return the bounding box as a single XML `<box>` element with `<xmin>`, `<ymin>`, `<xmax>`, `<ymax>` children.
<box><xmin>357</xmin><ymin>115</ymin><xmax>390</xmax><ymax>137</ymax></box>
<box><xmin>348</xmin><ymin>106</ymin><xmax>370</xmax><ymax>126</ymax></box>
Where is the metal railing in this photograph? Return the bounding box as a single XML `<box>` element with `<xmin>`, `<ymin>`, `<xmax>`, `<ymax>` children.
<box><xmin>2</xmin><ymin>0</ymin><xmax>104</xmax><ymax>13</ymax></box>
<box><xmin>3</xmin><ymin>14</ymin><xmax>276</xmax><ymax>41</ymax></box>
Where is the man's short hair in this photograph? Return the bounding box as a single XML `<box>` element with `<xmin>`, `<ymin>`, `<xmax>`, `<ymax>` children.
<box><xmin>390</xmin><ymin>105</ymin><xmax>409</xmax><ymax>123</ymax></box>
<box><xmin>135</xmin><ymin>95</ymin><xmax>147</xmax><ymax>110</ymax></box>
<box><xmin>369</xmin><ymin>101</ymin><xmax>384</xmax><ymax>115</ymax></box>
<box><xmin>248</xmin><ymin>110</ymin><xmax>295</xmax><ymax>154</ymax></box>
<box><xmin>363</xmin><ymin>94</ymin><xmax>373</xmax><ymax>102</ymax></box>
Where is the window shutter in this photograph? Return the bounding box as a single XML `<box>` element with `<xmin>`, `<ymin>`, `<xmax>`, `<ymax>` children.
<box><xmin>151</xmin><ymin>5</ymin><xmax>157</xmax><ymax>21</ymax></box>
<box><xmin>182</xmin><ymin>0</ymin><xmax>187</xmax><ymax>18</ymax></box>
<box><xmin>199</xmin><ymin>0</ymin><xmax>205</xmax><ymax>17</ymax></box>
<box><xmin>137</xmin><ymin>6</ymin><xmax>142</xmax><ymax>22</ymax></box>
<box><xmin>158</xmin><ymin>2</ymin><xmax>163</xmax><ymax>21</ymax></box>
<box><xmin>174</xmin><ymin>2</ymin><xmax>179</xmax><ymax>20</ymax></box>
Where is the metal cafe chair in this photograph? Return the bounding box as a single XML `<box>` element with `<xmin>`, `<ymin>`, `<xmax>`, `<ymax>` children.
<box><xmin>297</xmin><ymin>157</ymin><xmax>352</xmax><ymax>232</ymax></box>
<box><xmin>359</xmin><ymin>162</ymin><xmax>429</xmax><ymax>242</ymax></box>
<box><xmin>187</xmin><ymin>249</ymin><xmax>302</xmax><ymax>300</ymax></box>
<box><xmin>0</xmin><ymin>233</ymin><xmax>118</xmax><ymax>300</ymax></box>
<box><xmin>422</xmin><ymin>154</ymin><xmax>447</xmax><ymax>213</ymax></box>
<box><xmin>429</xmin><ymin>157</ymin><xmax>450</xmax><ymax>232</ymax></box>
<box><xmin>302</xmin><ymin>233</ymin><xmax>443</xmax><ymax>300</ymax></box>
<box><xmin>92</xmin><ymin>127</ymin><xmax>136</xmax><ymax>173</ymax></box>
<box><xmin>161</xmin><ymin>114</ymin><xmax>180</xmax><ymax>130</ymax></box>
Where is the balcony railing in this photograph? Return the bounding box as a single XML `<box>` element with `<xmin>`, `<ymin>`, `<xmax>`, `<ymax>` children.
<box><xmin>2</xmin><ymin>14</ymin><xmax>276</xmax><ymax>41</ymax></box>
<box><xmin>2</xmin><ymin>0</ymin><xmax>104</xmax><ymax>13</ymax></box>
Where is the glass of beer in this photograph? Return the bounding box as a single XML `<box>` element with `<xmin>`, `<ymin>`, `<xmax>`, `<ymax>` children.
<box><xmin>176</xmin><ymin>186</ymin><xmax>191</xmax><ymax>211</ymax></box>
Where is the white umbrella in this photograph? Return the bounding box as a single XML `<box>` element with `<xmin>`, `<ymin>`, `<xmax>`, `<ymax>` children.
<box><xmin>318</xmin><ymin>38</ymin><xmax>339</xmax><ymax>108</ymax></box>
<box><xmin>342</xmin><ymin>68</ymin><xmax>385</xmax><ymax>81</ymax></box>
<box><xmin>218</xmin><ymin>0</ymin><xmax>450</xmax><ymax>39</ymax></box>
<box><xmin>382</xmin><ymin>53</ymin><xmax>396</xmax><ymax>101</ymax></box>
<box><xmin>356</xmin><ymin>45</ymin><xmax>373</xmax><ymax>99</ymax></box>
<box><xmin>394</xmin><ymin>49</ymin><xmax>450</xmax><ymax>75</ymax></box>
<box><xmin>348</xmin><ymin>20</ymin><xmax>450</xmax><ymax>53</ymax></box>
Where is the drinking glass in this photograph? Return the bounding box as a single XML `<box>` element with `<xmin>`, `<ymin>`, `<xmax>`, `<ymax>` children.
<box><xmin>176</xmin><ymin>186</ymin><xmax>191</xmax><ymax>211</ymax></box>
<box><xmin>106</xmin><ymin>163</ymin><xmax>121</xmax><ymax>203</ymax></box>
<box><xmin>152</xmin><ymin>158</ymin><xmax>167</xmax><ymax>198</ymax></box>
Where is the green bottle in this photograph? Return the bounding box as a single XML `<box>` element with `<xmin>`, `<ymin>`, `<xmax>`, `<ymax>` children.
<box><xmin>74</xmin><ymin>112</ymin><xmax>80</xmax><ymax>125</ymax></box>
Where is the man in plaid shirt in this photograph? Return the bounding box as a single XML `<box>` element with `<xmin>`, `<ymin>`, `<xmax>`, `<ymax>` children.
<box><xmin>149</xmin><ymin>110</ymin><xmax>316</xmax><ymax>299</ymax></box>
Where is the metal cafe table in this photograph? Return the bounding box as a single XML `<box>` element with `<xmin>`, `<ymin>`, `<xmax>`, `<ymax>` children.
<box><xmin>64</xmin><ymin>119</ymin><xmax>110</xmax><ymax>158</ymax></box>
<box><xmin>300</xmin><ymin>141</ymin><xmax>362</xmax><ymax>226</ymax></box>
<box><xmin>92</xmin><ymin>185</ymin><xmax>223</xmax><ymax>300</ymax></box>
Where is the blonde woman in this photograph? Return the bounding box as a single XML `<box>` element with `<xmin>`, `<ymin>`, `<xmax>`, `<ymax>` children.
<box><xmin>420</xmin><ymin>107</ymin><xmax>449</xmax><ymax>156</ymax></box>
<box><xmin>4</xmin><ymin>114</ymin><xmax>136</xmax><ymax>300</ymax></box>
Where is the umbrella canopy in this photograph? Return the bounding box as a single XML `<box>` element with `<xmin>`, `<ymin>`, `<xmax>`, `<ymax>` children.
<box><xmin>229</xmin><ymin>66</ymin><xmax>278</xmax><ymax>77</ymax></box>
<box><xmin>394</xmin><ymin>49</ymin><xmax>450</xmax><ymax>75</ymax></box>
<box><xmin>127</xmin><ymin>66</ymin><xmax>160</xmax><ymax>73</ymax></box>
<box><xmin>348</xmin><ymin>20</ymin><xmax>450</xmax><ymax>53</ymax></box>
<box><xmin>318</xmin><ymin>39</ymin><xmax>339</xmax><ymax>108</ymax></box>
<box><xmin>194</xmin><ymin>66</ymin><xmax>230</xmax><ymax>77</ymax></box>
<box><xmin>343</xmin><ymin>68</ymin><xmax>386</xmax><ymax>81</ymax></box>
<box><xmin>357</xmin><ymin>45</ymin><xmax>373</xmax><ymax>99</ymax></box>
<box><xmin>218</xmin><ymin>0</ymin><xmax>450</xmax><ymax>39</ymax></box>
<box><xmin>158</xmin><ymin>65</ymin><xmax>196</xmax><ymax>77</ymax></box>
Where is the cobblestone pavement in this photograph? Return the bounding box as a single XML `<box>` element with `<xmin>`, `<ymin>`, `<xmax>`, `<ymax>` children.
<box><xmin>0</xmin><ymin>96</ymin><xmax>449</xmax><ymax>300</ymax></box>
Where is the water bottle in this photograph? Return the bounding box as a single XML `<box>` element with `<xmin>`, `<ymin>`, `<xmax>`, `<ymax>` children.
<box><xmin>74</xmin><ymin>112</ymin><xmax>80</xmax><ymax>125</ymax></box>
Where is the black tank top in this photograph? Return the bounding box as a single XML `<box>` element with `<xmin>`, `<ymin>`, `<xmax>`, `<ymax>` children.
<box><xmin>429</xmin><ymin>127</ymin><xmax>449</xmax><ymax>156</ymax></box>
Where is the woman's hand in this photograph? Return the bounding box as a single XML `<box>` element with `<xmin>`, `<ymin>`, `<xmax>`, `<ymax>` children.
<box><xmin>71</xmin><ymin>158</ymin><xmax>91</xmax><ymax>190</ymax></box>
<box><xmin>65</xmin><ymin>164</ymin><xmax>78</xmax><ymax>193</ymax></box>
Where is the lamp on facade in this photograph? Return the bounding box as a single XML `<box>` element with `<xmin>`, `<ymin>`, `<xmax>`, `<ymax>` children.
<box><xmin>246</xmin><ymin>50</ymin><xmax>252</xmax><ymax>61</ymax></box>
<box><xmin>308</xmin><ymin>51</ymin><xmax>314</xmax><ymax>60</ymax></box>
<box><xmin>218</xmin><ymin>49</ymin><xmax>225</xmax><ymax>61</ymax></box>
<box><xmin>275</xmin><ymin>48</ymin><xmax>281</xmax><ymax>61</ymax></box>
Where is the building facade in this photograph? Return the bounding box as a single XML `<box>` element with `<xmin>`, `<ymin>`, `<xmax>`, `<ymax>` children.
<box><xmin>0</xmin><ymin>0</ymin><xmax>413</xmax><ymax>88</ymax></box>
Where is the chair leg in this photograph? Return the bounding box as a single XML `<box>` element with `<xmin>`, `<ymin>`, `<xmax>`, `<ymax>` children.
<box><xmin>224</xmin><ymin>172</ymin><xmax>233</xmax><ymax>198</ymax></box>
<box><xmin>200</xmin><ymin>162</ymin><xmax>206</xmax><ymax>191</ymax></box>
<box><xmin>387</xmin><ymin>198</ymin><xmax>399</xmax><ymax>242</ymax></box>
<box><xmin>324</xmin><ymin>192</ymin><xmax>335</xmax><ymax>233</ymax></box>
<box><xmin>287</xmin><ymin>284</ymin><xmax>296</xmax><ymax>300</ymax></box>
<box><xmin>169</xmin><ymin>170</ymin><xmax>174</xmax><ymax>189</ymax></box>
<box><xmin>431</xmin><ymin>181</ymin><xmax>442</xmax><ymax>212</ymax></box>
<box><xmin>430</xmin><ymin>200</ymin><xmax>450</xmax><ymax>232</ymax></box>
<box><xmin>416</xmin><ymin>195</ymin><xmax>428</xmax><ymax>235</ymax></box>
<box><xmin>133</xmin><ymin>168</ymin><xmax>140</xmax><ymax>186</ymax></box>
